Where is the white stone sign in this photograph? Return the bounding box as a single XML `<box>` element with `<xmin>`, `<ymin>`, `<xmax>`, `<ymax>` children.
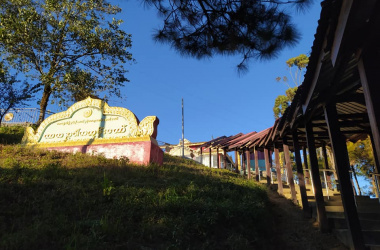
<box><xmin>22</xmin><ymin>97</ymin><xmax>159</xmax><ymax>147</ymax></box>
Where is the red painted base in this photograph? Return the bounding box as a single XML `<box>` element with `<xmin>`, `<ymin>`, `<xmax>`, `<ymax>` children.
<box><xmin>45</xmin><ymin>140</ymin><xmax>163</xmax><ymax>165</ymax></box>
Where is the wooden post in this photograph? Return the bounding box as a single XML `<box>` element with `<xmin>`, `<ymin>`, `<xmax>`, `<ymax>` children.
<box><xmin>282</xmin><ymin>152</ymin><xmax>288</xmax><ymax>184</ymax></box>
<box><xmin>264</xmin><ymin>148</ymin><xmax>271</xmax><ymax>185</ymax></box>
<box><xmin>254</xmin><ymin>147</ymin><xmax>260</xmax><ymax>181</ymax></box>
<box><xmin>209</xmin><ymin>147</ymin><xmax>212</xmax><ymax>168</ymax></box>
<box><xmin>217</xmin><ymin>147</ymin><xmax>220</xmax><ymax>169</ymax></box>
<box><xmin>370</xmin><ymin>134</ymin><xmax>380</xmax><ymax>175</ymax></box>
<box><xmin>359</xmin><ymin>54</ymin><xmax>380</xmax><ymax>175</ymax></box>
<box><xmin>293</xmin><ymin>131</ymin><xmax>310</xmax><ymax>215</ymax></box>
<box><xmin>234</xmin><ymin>150</ymin><xmax>239</xmax><ymax>173</ymax></box>
<box><xmin>324</xmin><ymin>103</ymin><xmax>365</xmax><ymax>249</ymax></box>
<box><xmin>284</xmin><ymin>143</ymin><xmax>297</xmax><ymax>204</ymax></box>
<box><xmin>223</xmin><ymin>149</ymin><xmax>227</xmax><ymax>169</ymax></box>
<box><xmin>305</xmin><ymin>121</ymin><xmax>329</xmax><ymax>233</ymax></box>
<box><xmin>302</xmin><ymin>146</ymin><xmax>310</xmax><ymax>185</ymax></box>
<box><xmin>242</xmin><ymin>150</ymin><xmax>246</xmax><ymax>176</ymax></box>
<box><xmin>237</xmin><ymin>151</ymin><xmax>241</xmax><ymax>173</ymax></box>
<box><xmin>321</xmin><ymin>143</ymin><xmax>332</xmax><ymax>189</ymax></box>
<box><xmin>372</xmin><ymin>174</ymin><xmax>379</xmax><ymax>199</ymax></box>
<box><xmin>370</xmin><ymin>134</ymin><xmax>380</xmax><ymax>198</ymax></box>
<box><xmin>246</xmin><ymin>149</ymin><xmax>251</xmax><ymax>180</ymax></box>
<box><xmin>200</xmin><ymin>147</ymin><xmax>203</xmax><ymax>165</ymax></box>
<box><xmin>274</xmin><ymin>147</ymin><xmax>283</xmax><ymax>195</ymax></box>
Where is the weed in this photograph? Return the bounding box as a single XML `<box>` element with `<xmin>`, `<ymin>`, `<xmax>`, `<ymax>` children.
<box><xmin>102</xmin><ymin>172</ymin><xmax>114</xmax><ymax>198</ymax></box>
<box><xmin>118</xmin><ymin>155</ymin><xmax>129</xmax><ymax>165</ymax></box>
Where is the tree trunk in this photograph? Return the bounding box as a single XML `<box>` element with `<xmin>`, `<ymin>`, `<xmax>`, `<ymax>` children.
<box><xmin>351</xmin><ymin>165</ymin><xmax>362</xmax><ymax>196</ymax></box>
<box><xmin>0</xmin><ymin>111</ymin><xmax>6</xmax><ymax>127</ymax></box>
<box><xmin>372</xmin><ymin>174</ymin><xmax>379</xmax><ymax>198</ymax></box>
<box><xmin>36</xmin><ymin>84</ymin><xmax>52</xmax><ymax>126</ymax></box>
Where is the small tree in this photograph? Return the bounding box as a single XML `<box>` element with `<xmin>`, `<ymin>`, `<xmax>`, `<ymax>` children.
<box><xmin>273</xmin><ymin>87</ymin><xmax>298</xmax><ymax>119</ymax></box>
<box><xmin>282</xmin><ymin>54</ymin><xmax>309</xmax><ymax>87</ymax></box>
<box><xmin>0</xmin><ymin>67</ymin><xmax>38</xmax><ymax>126</ymax></box>
<box><xmin>0</xmin><ymin>0</ymin><xmax>133</xmax><ymax>125</ymax></box>
<box><xmin>347</xmin><ymin>137</ymin><xmax>376</xmax><ymax>195</ymax></box>
<box><xmin>273</xmin><ymin>54</ymin><xmax>309</xmax><ymax>119</ymax></box>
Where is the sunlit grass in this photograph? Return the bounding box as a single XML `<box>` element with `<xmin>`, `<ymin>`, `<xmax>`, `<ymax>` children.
<box><xmin>0</xmin><ymin>145</ymin><xmax>273</xmax><ymax>249</ymax></box>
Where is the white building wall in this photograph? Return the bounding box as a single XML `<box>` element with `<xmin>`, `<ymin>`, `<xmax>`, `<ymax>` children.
<box><xmin>195</xmin><ymin>154</ymin><xmax>225</xmax><ymax>168</ymax></box>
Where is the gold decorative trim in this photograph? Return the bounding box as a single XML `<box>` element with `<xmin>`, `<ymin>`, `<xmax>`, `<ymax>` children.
<box><xmin>26</xmin><ymin>136</ymin><xmax>157</xmax><ymax>148</ymax></box>
<box><xmin>22</xmin><ymin>97</ymin><xmax>159</xmax><ymax>147</ymax></box>
<box><xmin>83</xmin><ymin>108</ymin><xmax>93</xmax><ymax>118</ymax></box>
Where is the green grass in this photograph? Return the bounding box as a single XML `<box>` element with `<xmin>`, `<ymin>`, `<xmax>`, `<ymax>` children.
<box><xmin>0</xmin><ymin>145</ymin><xmax>273</xmax><ymax>250</ymax></box>
<box><xmin>0</xmin><ymin>126</ymin><xmax>25</xmax><ymax>144</ymax></box>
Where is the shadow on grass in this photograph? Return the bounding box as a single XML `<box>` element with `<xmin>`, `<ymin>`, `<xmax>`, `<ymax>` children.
<box><xmin>0</xmin><ymin>150</ymin><xmax>274</xmax><ymax>250</ymax></box>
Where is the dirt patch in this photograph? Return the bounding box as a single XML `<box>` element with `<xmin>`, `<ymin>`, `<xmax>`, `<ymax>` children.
<box><xmin>267</xmin><ymin>188</ymin><xmax>347</xmax><ymax>250</ymax></box>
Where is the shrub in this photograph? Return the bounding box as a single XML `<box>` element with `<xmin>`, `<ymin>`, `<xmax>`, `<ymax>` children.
<box><xmin>0</xmin><ymin>126</ymin><xmax>25</xmax><ymax>144</ymax></box>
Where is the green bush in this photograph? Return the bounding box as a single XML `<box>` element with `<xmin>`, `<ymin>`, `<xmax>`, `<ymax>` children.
<box><xmin>0</xmin><ymin>126</ymin><xmax>25</xmax><ymax>144</ymax></box>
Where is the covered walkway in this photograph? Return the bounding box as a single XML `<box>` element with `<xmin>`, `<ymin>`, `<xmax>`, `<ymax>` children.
<box><xmin>198</xmin><ymin>0</ymin><xmax>380</xmax><ymax>248</ymax></box>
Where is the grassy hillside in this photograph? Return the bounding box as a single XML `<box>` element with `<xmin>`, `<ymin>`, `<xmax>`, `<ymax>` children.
<box><xmin>0</xmin><ymin>126</ymin><xmax>25</xmax><ymax>145</ymax></box>
<box><xmin>0</xmin><ymin>145</ymin><xmax>273</xmax><ymax>250</ymax></box>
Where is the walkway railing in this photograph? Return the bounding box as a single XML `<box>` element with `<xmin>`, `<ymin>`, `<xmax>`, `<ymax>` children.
<box><xmin>271</xmin><ymin>167</ymin><xmax>337</xmax><ymax>200</ymax></box>
<box><xmin>301</xmin><ymin>168</ymin><xmax>337</xmax><ymax>200</ymax></box>
<box><xmin>249</xmin><ymin>165</ymin><xmax>379</xmax><ymax>205</ymax></box>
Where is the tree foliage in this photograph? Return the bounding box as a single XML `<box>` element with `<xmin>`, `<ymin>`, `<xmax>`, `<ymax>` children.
<box><xmin>57</xmin><ymin>68</ymin><xmax>107</xmax><ymax>104</ymax></box>
<box><xmin>273</xmin><ymin>54</ymin><xmax>308</xmax><ymax>119</ymax></box>
<box><xmin>276</xmin><ymin>53</ymin><xmax>309</xmax><ymax>88</ymax></box>
<box><xmin>0</xmin><ymin>0</ymin><xmax>133</xmax><ymax>125</ymax></box>
<box><xmin>145</xmin><ymin>0</ymin><xmax>313</xmax><ymax>71</ymax></box>
<box><xmin>286</xmin><ymin>53</ymin><xmax>309</xmax><ymax>69</ymax></box>
<box><xmin>347</xmin><ymin>137</ymin><xmax>376</xmax><ymax>195</ymax></box>
<box><xmin>273</xmin><ymin>86</ymin><xmax>297</xmax><ymax>119</ymax></box>
<box><xmin>285</xmin><ymin>53</ymin><xmax>308</xmax><ymax>86</ymax></box>
<box><xmin>347</xmin><ymin>137</ymin><xmax>375</xmax><ymax>177</ymax></box>
<box><xmin>0</xmin><ymin>66</ymin><xmax>38</xmax><ymax>126</ymax></box>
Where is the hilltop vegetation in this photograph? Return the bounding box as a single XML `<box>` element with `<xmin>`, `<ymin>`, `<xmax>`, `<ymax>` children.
<box><xmin>0</xmin><ymin>145</ymin><xmax>273</xmax><ymax>249</ymax></box>
<box><xmin>0</xmin><ymin>126</ymin><xmax>25</xmax><ymax>145</ymax></box>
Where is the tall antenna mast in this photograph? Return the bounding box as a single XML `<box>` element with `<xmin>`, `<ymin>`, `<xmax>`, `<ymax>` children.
<box><xmin>182</xmin><ymin>98</ymin><xmax>185</xmax><ymax>158</ymax></box>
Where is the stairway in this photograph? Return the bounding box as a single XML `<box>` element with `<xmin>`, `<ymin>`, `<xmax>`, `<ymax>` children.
<box><xmin>278</xmin><ymin>182</ymin><xmax>380</xmax><ymax>249</ymax></box>
<box><xmin>325</xmin><ymin>195</ymin><xmax>380</xmax><ymax>249</ymax></box>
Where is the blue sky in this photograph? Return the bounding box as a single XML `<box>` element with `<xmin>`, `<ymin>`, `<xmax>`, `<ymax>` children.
<box><xmin>22</xmin><ymin>1</ymin><xmax>373</xmax><ymax>194</ymax></box>
<box><xmin>47</xmin><ymin>1</ymin><xmax>322</xmax><ymax>145</ymax></box>
<box><xmin>110</xmin><ymin>0</ymin><xmax>323</xmax><ymax>145</ymax></box>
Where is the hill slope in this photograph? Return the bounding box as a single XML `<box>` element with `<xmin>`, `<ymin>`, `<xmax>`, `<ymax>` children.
<box><xmin>0</xmin><ymin>146</ymin><xmax>273</xmax><ymax>249</ymax></box>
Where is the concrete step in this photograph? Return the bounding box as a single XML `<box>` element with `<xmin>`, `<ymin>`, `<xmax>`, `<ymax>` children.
<box><xmin>326</xmin><ymin>206</ymin><xmax>344</xmax><ymax>213</ymax></box>
<box><xmin>306</xmin><ymin>195</ymin><xmax>341</xmax><ymax>201</ymax></box>
<box><xmin>325</xmin><ymin>198</ymin><xmax>379</xmax><ymax>206</ymax></box>
<box><xmin>357</xmin><ymin>205</ymin><xmax>380</xmax><ymax>213</ymax></box>
<box><xmin>358</xmin><ymin>198</ymin><xmax>379</xmax><ymax>203</ymax></box>
<box><xmin>305</xmin><ymin>194</ymin><xmax>372</xmax><ymax>202</ymax></box>
<box><xmin>325</xmin><ymin>205</ymin><xmax>380</xmax><ymax>213</ymax></box>
<box><xmin>327</xmin><ymin>212</ymin><xmax>380</xmax><ymax>220</ymax></box>
<box><xmin>330</xmin><ymin>218</ymin><xmax>380</xmax><ymax>231</ymax></box>
<box><xmin>325</xmin><ymin>200</ymin><xmax>344</xmax><ymax>206</ymax></box>
<box><xmin>334</xmin><ymin>229</ymin><xmax>380</xmax><ymax>249</ymax></box>
<box><xmin>281</xmin><ymin>190</ymin><xmax>338</xmax><ymax>197</ymax></box>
